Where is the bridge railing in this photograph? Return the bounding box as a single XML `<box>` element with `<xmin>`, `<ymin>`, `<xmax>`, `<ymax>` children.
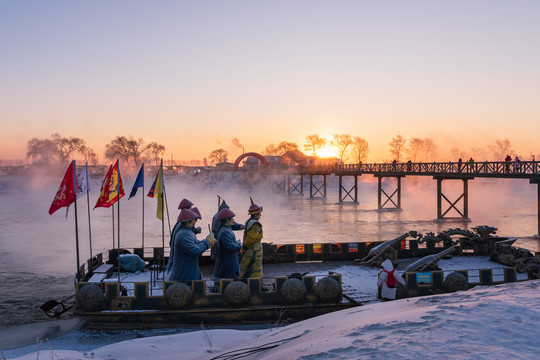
<box><xmin>300</xmin><ymin>161</ymin><xmax>540</xmax><ymax>177</ymax></box>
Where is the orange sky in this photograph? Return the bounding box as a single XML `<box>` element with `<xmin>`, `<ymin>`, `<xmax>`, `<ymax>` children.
<box><xmin>1</xmin><ymin>1</ymin><xmax>539</xmax><ymax>163</ymax></box>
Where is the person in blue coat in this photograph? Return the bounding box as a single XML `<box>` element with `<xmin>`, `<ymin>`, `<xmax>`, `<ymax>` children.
<box><xmin>212</xmin><ymin>208</ymin><xmax>242</xmax><ymax>285</ymax></box>
<box><xmin>165</xmin><ymin>208</ymin><xmax>216</xmax><ymax>283</ymax></box>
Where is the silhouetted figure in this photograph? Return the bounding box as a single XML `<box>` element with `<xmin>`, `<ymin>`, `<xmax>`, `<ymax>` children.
<box><xmin>505</xmin><ymin>155</ymin><xmax>512</xmax><ymax>173</ymax></box>
<box><xmin>514</xmin><ymin>156</ymin><xmax>521</xmax><ymax>173</ymax></box>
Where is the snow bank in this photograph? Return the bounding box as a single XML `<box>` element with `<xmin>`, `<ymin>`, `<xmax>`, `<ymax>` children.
<box><xmin>6</xmin><ymin>279</ymin><xmax>539</xmax><ymax>360</ymax></box>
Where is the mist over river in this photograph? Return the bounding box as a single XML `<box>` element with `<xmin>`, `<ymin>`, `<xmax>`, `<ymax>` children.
<box><xmin>0</xmin><ymin>170</ymin><xmax>538</xmax><ymax>329</ymax></box>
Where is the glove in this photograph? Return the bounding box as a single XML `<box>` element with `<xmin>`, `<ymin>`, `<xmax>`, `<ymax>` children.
<box><xmin>193</xmin><ymin>226</ymin><xmax>202</xmax><ymax>234</ymax></box>
<box><xmin>206</xmin><ymin>234</ymin><xmax>217</xmax><ymax>248</ymax></box>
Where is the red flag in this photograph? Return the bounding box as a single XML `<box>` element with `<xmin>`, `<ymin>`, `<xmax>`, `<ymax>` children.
<box><xmin>49</xmin><ymin>162</ymin><xmax>75</xmax><ymax>215</ymax></box>
<box><xmin>94</xmin><ymin>160</ymin><xmax>125</xmax><ymax>209</ymax></box>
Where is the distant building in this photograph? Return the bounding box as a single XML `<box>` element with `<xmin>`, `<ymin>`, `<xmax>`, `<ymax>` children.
<box><xmin>215</xmin><ymin>162</ymin><xmax>235</xmax><ymax>171</ymax></box>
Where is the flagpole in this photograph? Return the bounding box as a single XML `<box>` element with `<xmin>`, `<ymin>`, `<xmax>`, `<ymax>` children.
<box><xmin>142</xmin><ymin>164</ymin><xmax>145</xmax><ymax>250</ymax></box>
<box><xmin>112</xmin><ymin>206</ymin><xmax>115</xmax><ymax>251</ymax></box>
<box><xmin>86</xmin><ymin>163</ymin><xmax>93</xmax><ymax>265</ymax></box>
<box><xmin>161</xmin><ymin>159</ymin><xmax>165</xmax><ymax>275</ymax></box>
<box><xmin>163</xmin><ymin>183</ymin><xmax>172</xmax><ymax>238</ymax></box>
<box><xmin>117</xmin><ymin>160</ymin><xmax>121</xmax><ymax>287</ymax></box>
<box><xmin>72</xmin><ymin>160</ymin><xmax>81</xmax><ymax>281</ymax></box>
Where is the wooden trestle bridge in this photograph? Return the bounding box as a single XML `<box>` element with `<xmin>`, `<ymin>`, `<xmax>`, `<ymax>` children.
<box><xmin>267</xmin><ymin>160</ymin><xmax>540</xmax><ymax>234</ymax></box>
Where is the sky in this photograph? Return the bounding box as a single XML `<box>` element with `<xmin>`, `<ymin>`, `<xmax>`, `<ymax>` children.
<box><xmin>1</xmin><ymin>1</ymin><xmax>540</xmax><ymax>163</ymax></box>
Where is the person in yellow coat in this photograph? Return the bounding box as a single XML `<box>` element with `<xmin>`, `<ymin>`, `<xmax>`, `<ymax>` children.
<box><xmin>239</xmin><ymin>197</ymin><xmax>263</xmax><ymax>278</ymax></box>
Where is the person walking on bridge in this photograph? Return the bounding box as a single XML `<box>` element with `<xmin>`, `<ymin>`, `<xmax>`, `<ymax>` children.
<box><xmin>514</xmin><ymin>156</ymin><xmax>521</xmax><ymax>173</ymax></box>
<box><xmin>505</xmin><ymin>155</ymin><xmax>512</xmax><ymax>173</ymax></box>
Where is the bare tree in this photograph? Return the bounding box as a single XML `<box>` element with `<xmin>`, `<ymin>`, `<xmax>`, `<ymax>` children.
<box><xmin>304</xmin><ymin>134</ymin><xmax>326</xmax><ymax>156</ymax></box>
<box><xmin>51</xmin><ymin>133</ymin><xmax>86</xmax><ymax>164</ymax></box>
<box><xmin>407</xmin><ymin>138</ymin><xmax>424</xmax><ymax>162</ymax></box>
<box><xmin>263</xmin><ymin>144</ymin><xmax>278</xmax><ymax>156</ymax></box>
<box><xmin>351</xmin><ymin>137</ymin><xmax>369</xmax><ymax>163</ymax></box>
<box><xmin>80</xmin><ymin>146</ymin><xmax>98</xmax><ymax>165</ymax></box>
<box><xmin>209</xmin><ymin>149</ymin><xmax>228</xmax><ymax>164</ymax></box>
<box><xmin>26</xmin><ymin>138</ymin><xmax>58</xmax><ymax>165</ymax></box>
<box><xmin>147</xmin><ymin>142</ymin><xmax>166</xmax><ymax>166</ymax></box>
<box><xmin>105</xmin><ymin>136</ymin><xmax>148</xmax><ymax>166</ymax></box>
<box><xmin>331</xmin><ymin>134</ymin><xmax>353</xmax><ymax>163</ymax></box>
<box><xmin>488</xmin><ymin>138</ymin><xmax>513</xmax><ymax>161</ymax></box>
<box><xmin>450</xmin><ymin>147</ymin><xmax>467</xmax><ymax>160</ymax></box>
<box><xmin>275</xmin><ymin>141</ymin><xmax>299</xmax><ymax>156</ymax></box>
<box><xmin>389</xmin><ymin>135</ymin><xmax>406</xmax><ymax>162</ymax></box>
<box><xmin>421</xmin><ymin>138</ymin><xmax>438</xmax><ymax>161</ymax></box>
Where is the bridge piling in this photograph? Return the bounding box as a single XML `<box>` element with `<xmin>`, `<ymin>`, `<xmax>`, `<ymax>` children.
<box><xmin>435</xmin><ymin>177</ymin><xmax>472</xmax><ymax>220</ymax></box>
<box><xmin>309</xmin><ymin>174</ymin><xmax>327</xmax><ymax>198</ymax></box>
<box><xmin>529</xmin><ymin>178</ymin><xmax>540</xmax><ymax>236</ymax></box>
<box><xmin>287</xmin><ymin>174</ymin><xmax>304</xmax><ymax>195</ymax></box>
<box><xmin>377</xmin><ymin>176</ymin><xmax>403</xmax><ymax>209</ymax></box>
<box><xmin>338</xmin><ymin>175</ymin><xmax>358</xmax><ymax>203</ymax></box>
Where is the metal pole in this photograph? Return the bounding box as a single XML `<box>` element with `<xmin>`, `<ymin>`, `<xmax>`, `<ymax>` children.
<box><xmin>85</xmin><ymin>163</ymin><xmax>93</xmax><ymax>265</ymax></box>
<box><xmin>72</xmin><ymin>161</ymin><xmax>81</xmax><ymax>281</ymax></box>
<box><xmin>117</xmin><ymin>160</ymin><xmax>121</xmax><ymax>286</ymax></box>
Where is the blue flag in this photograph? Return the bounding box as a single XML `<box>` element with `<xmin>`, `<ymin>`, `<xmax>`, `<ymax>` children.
<box><xmin>128</xmin><ymin>164</ymin><xmax>145</xmax><ymax>199</ymax></box>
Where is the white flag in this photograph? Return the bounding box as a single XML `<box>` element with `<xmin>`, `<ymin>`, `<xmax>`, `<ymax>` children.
<box><xmin>66</xmin><ymin>164</ymin><xmax>91</xmax><ymax>218</ymax></box>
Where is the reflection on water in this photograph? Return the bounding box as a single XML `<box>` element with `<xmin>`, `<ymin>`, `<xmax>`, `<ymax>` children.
<box><xmin>0</xmin><ymin>173</ymin><xmax>538</xmax><ymax>328</ymax></box>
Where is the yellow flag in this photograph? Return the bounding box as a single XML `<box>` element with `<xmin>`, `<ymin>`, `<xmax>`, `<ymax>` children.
<box><xmin>155</xmin><ymin>166</ymin><xmax>163</xmax><ymax>221</ymax></box>
<box><xmin>147</xmin><ymin>161</ymin><xmax>164</xmax><ymax>221</ymax></box>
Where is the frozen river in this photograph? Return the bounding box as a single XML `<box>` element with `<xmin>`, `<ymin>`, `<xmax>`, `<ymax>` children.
<box><xmin>0</xmin><ymin>170</ymin><xmax>538</xmax><ymax>329</ymax></box>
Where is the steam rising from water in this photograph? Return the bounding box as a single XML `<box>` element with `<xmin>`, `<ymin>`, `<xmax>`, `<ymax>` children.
<box><xmin>0</xmin><ymin>171</ymin><xmax>538</xmax><ymax>328</ymax></box>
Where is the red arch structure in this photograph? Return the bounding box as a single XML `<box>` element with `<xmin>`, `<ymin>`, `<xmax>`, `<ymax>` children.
<box><xmin>234</xmin><ymin>152</ymin><xmax>269</xmax><ymax>169</ymax></box>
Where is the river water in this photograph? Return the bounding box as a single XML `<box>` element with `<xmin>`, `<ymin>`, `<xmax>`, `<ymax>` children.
<box><xmin>0</xmin><ymin>170</ymin><xmax>539</xmax><ymax>329</ymax></box>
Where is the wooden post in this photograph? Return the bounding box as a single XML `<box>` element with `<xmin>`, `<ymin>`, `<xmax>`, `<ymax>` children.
<box><xmin>437</xmin><ymin>178</ymin><xmax>442</xmax><ymax>219</ymax></box>
<box><xmin>397</xmin><ymin>176</ymin><xmax>402</xmax><ymax>209</ymax></box>
<box><xmin>377</xmin><ymin>176</ymin><xmax>382</xmax><ymax>209</ymax></box>
<box><xmin>463</xmin><ymin>178</ymin><xmax>469</xmax><ymax>219</ymax></box>
<box><xmin>354</xmin><ymin>175</ymin><xmax>358</xmax><ymax>203</ymax></box>
<box><xmin>339</xmin><ymin>175</ymin><xmax>342</xmax><ymax>202</ymax></box>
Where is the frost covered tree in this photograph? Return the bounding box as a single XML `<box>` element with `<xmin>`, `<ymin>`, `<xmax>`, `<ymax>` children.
<box><xmin>389</xmin><ymin>135</ymin><xmax>406</xmax><ymax>162</ymax></box>
<box><xmin>489</xmin><ymin>138</ymin><xmax>514</xmax><ymax>161</ymax></box>
<box><xmin>147</xmin><ymin>142</ymin><xmax>166</xmax><ymax>166</ymax></box>
<box><xmin>304</xmin><ymin>134</ymin><xmax>326</xmax><ymax>156</ymax></box>
<box><xmin>351</xmin><ymin>137</ymin><xmax>369</xmax><ymax>163</ymax></box>
<box><xmin>26</xmin><ymin>138</ymin><xmax>59</xmax><ymax>165</ymax></box>
<box><xmin>331</xmin><ymin>134</ymin><xmax>353</xmax><ymax>163</ymax></box>
<box><xmin>209</xmin><ymin>149</ymin><xmax>228</xmax><ymax>164</ymax></box>
<box><xmin>105</xmin><ymin>136</ymin><xmax>149</xmax><ymax>166</ymax></box>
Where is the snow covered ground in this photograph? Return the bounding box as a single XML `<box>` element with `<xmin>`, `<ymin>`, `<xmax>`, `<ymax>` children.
<box><xmin>3</xmin><ymin>279</ymin><xmax>539</xmax><ymax>360</ymax></box>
